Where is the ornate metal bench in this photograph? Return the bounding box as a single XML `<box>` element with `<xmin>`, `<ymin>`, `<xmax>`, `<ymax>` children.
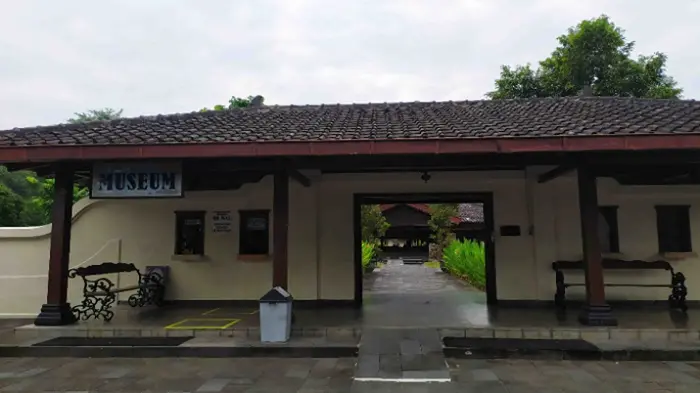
<box><xmin>69</xmin><ymin>263</ymin><xmax>169</xmax><ymax>321</ymax></box>
<box><xmin>551</xmin><ymin>259</ymin><xmax>688</xmax><ymax>312</ymax></box>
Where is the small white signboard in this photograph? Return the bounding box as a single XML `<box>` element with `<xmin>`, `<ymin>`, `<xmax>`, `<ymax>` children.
<box><xmin>212</xmin><ymin>210</ymin><xmax>233</xmax><ymax>233</ymax></box>
<box><xmin>91</xmin><ymin>161</ymin><xmax>183</xmax><ymax>198</ymax></box>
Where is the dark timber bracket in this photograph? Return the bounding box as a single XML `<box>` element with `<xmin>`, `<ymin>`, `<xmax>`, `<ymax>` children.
<box><xmin>538</xmin><ymin>164</ymin><xmax>576</xmax><ymax>183</ymax></box>
<box><xmin>288</xmin><ymin>168</ymin><xmax>311</xmax><ymax>187</ymax></box>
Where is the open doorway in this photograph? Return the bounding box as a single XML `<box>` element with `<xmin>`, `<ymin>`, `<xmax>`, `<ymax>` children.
<box><xmin>353</xmin><ymin>193</ymin><xmax>496</xmax><ymax>309</ymax></box>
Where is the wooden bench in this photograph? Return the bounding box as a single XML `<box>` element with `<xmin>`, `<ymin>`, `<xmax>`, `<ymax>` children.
<box><xmin>551</xmin><ymin>259</ymin><xmax>688</xmax><ymax>312</ymax></box>
<box><xmin>69</xmin><ymin>262</ymin><xmax>169</xmax><ymax>321</ymax></box>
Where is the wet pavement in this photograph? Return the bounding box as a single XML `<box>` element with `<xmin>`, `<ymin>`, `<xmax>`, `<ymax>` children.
<box><xmin>361</xmin><ymin>260</ymin><xmax>486</xmax><ymax>328</ymax></box>
<box><xmin>9</xmin><ymin>260</ymin><xmax>700</xmax><ymax>334</ymax></box>
<box><xmin>352</xmin><ymin>261</ymin><xmax>468</xmax><ymax>383</ymax></box>
<box><xmin>3</xmin><ymin>262</ymin><xmax>700</xmax><ymax>390</ymax></box>
<box><xmin>0</xmin><ymin>357</ymin><xmax>699</xmax><ymax>392</ymax></box>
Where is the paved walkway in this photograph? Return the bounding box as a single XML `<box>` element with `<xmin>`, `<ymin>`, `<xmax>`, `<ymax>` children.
<box><xmin>354</xmin><ymin>260</ymin><xmax>479</xmax><ymax>383</ymax></box>
<box><xmin>361</xmin><ymin>260</ymin><xmax>486</xmax><ymax>328</ymax></box>
<box><xmin>1</xmin><ymin>357</ymin><xmax>699</xmax><ymax>392</ymax></box>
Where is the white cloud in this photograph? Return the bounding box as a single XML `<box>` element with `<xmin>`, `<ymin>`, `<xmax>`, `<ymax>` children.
<box><xmin>0</xmin><ymin>0</ymin><xmax>698</xmax><ymax>129</ymax></box>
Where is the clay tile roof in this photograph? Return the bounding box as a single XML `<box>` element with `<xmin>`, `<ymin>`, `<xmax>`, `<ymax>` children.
<box><xmin>1</xmin><ymin>97</ymin><xmax>700</xmax><ymax>147</ymax></box>
<box><xmin>458</xmin><ymin>203</ymin><xmax>484</xmax><ymax>223</ymax></box>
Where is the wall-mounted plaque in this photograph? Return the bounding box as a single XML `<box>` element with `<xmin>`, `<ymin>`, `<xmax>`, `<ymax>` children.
<box><xmin>212</xmin><ymin>210</ymin><xmax>232</xmax><ymax>233</ymax></box>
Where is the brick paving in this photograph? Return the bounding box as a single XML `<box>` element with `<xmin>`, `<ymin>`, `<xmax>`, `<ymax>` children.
<box><xmin>1</xmin><ymin>357</ymin><xmax>700</xmax><ymax>392</ymax></box>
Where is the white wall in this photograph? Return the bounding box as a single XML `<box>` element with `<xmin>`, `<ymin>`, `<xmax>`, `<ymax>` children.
<box><xmin>530</xmin><ymin>167</ymin><xmax>700</xmax><ymax>302</ymax></box>
<box><xmin>2</xmin><ymin>167</ymin><xmax>699</xmax><ymax>317</ymax></box>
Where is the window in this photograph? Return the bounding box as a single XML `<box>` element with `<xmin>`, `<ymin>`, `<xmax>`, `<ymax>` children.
<box><xmin>239</xmin><ymin>210</ymin><xmax>270</xmax><ymax>255</ymax></box>
<box><xmin>655</xmin><ymin>205</ymin><xmax>692</xmax><ymax>253</ymax></box>
<box><xmin>174</xmin><ymin>211</ymin><xmax>205</xmax><ymax>255</ymax></box>
<box><xmin>598</xmin><ymin>206</ymin><xmax>620</xmax><ymax>253</ymax></box>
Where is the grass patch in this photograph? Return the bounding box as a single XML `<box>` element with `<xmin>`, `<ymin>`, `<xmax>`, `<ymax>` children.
<box><xmin>423</xmin><ymin>260</ymin><xmax>441</xmax><ymax>269</ymax></box>
<box><xmin>442</xmin><ymin>239</ymin><xmax>486</xmax><ymax>290</ymax></box>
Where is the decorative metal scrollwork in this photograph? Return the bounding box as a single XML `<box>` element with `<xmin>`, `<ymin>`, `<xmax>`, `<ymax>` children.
<box><xmin>669</xmin><ymin>272</ymin><xmax>688</xmax><ymax>312</ymax></box>
<box><xmin>126</xmin><ymin>271</ymin><xmax>166</xmax><ymax>307</ymax></box>
<box><xmin>554</xmin><ymin>270</ymin><xmax>567</xmax><ymax>309</ymax></box>
<box><xmin>71</xmin><ymin>292</ymin><xmax>116</xmax><ymax>321</ymax></box>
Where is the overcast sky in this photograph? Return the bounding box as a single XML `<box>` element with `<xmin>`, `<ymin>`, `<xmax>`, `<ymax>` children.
<box><xmin>1</xmin><ymin>0</ymin><xmax>698</xmax><ymax>129</ymax></box>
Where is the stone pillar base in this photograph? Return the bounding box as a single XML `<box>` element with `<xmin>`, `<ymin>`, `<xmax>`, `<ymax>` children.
<box><xmin>34</xmin><ymin>303</ymin><xmax>77</xmax><ymax>326</ymax></box>
<box><xmin>578</xmin><ymin>304</ymin><xmax>618</xmax><ymax>326</ymax></box>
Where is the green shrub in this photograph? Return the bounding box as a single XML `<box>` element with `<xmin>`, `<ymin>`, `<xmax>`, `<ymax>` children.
<box><xmin>442</xmin><ymin>239</ymin><xmax>486</xmax><ymax>290</ymax></box>
<box><xmin>361</xmin><ymin>241</ymin><xmax>377</xmax><ymax>269</ymax></box>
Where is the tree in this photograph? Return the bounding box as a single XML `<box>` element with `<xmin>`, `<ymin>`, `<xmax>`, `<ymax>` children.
<box><xmin>487</xmin><ymin>15</ymin><xmax>682</xmax><ymax>99</ymax></box>
<box><xmin>0</xmin><ymin>184</ymin><xmax>25</xmax><ymax>226</ymax></box>
<box><xmin>428</xmin><ymin>204</ymin><xmax>459</xmax><ymax>252</ymax></box>
<box><xmin>0</xmin><ymin>108</ymin><xmax>112</xmax><ymax>226</ymax></box>
<box><xmin>361</xmin><ymin>205</ymin><xmax>390</xmax><ymax>244</ymax></box>
<box><xmin>23</xmin><ymin>176</ymin><xmax>88</xmax><ymax>225</ymax></box>
<box><xmin>199</xmin><ymin>95</ymin><xmax>261</xmax><ymax>112</ymax></box>
<box><xmin>67</xmin><ymin>108</ymin><xmax>124</xmax><ymax>123</ymax></box>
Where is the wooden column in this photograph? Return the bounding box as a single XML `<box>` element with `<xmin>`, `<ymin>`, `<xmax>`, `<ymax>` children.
<box><xmin>272</xmin><ymin>170</ymin><xmax>289</xmax><ymax>289</ymax></box>
<box><xmin>577</xmin><ymin>165</ymin><xmax>617</xmax><ymax>326</ymax></box>
<box><xmin>34</xmin><ymin>165</ymin><xmax>78</xmax><ymax>326</ymax></box>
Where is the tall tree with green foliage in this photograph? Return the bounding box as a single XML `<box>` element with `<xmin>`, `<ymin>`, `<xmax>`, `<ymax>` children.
<box><xmin>23</xmin><ymin>176</ymin><xmax>89</xmax><ymax>225</ymax></box>
<box><xmin>361</xmin><ymin>205</ymin><xmax>391</xmax><ymax>244</ymax></box>
<box><xmin>0</xmin><ymin>107</ymin><xmax>119</xmax><ymax>226</ymax></box>
<box><xmin>0</xmin><ymin>184</ymin><xmax>26</xmax><ymax>226</ymax></box>
<box><xmin>67</xmin><ymin>108</ymin><xmax>124</xmax><ymax>123</ymax></box>
<box><xmin>487</xmin><ymin>15</ymin><xmax>682</xmax><ymax>99</ymax></box>
<box><xmin>199</xmin><ymin>95</ymin><xmax>260</xmax><ymax>112</ymax></box>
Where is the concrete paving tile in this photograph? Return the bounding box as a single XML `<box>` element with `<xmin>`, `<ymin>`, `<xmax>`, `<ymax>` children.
<box><xmin>399</xmin><ymin>340</ymin><xmax>422</xmax><ymax>355</ymax></box>
<box><xmin>402</xmin><ymin>369</ymin><xmax>451</xmax><ymax>380</ymax></box>
<box><xmin>196</xmin><ymin>378</ymin><xmax>231</xmax><ymax>392</ymax></box>
<box><xmin>356</xmin><ymin>355</ymin><xmax>380</xmax><ymax>378</ymax></box>
<box><xmin>471</xmin><ymin>369</ymin><xmax>499</xmax><ymax>382</ymax></box>
<box><xmin>100</xmin><ymin>366</ymin><xmax>130</xmax><ymax>379</ymax></box>
<box><xmin>0</xmin><ymin>379</ymin><xmax>33</xmax><ymax>392</ymax></box>
<box><xmin>378</xmin><ymin>355</ymin><xmax>402</xmax><ymax>378</ymax></box>
<box><xmin>665</xmin><ymin>361</ymin><xmax>699</xmax><ymax>373</ymax></box>
<box><xmin>13</xmin><ymin>367</ymin><xmax>46</xmax><ymax>378</ymax></box>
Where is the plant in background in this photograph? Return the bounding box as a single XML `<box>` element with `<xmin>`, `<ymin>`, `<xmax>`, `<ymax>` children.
<box><xmin>0</xmin><ymin>184</ymin><xmax>25</xmax><ymax>226</ymax></box>
<box><xmin>428</xmin><ymin>203</ymin><xmax>458</xmax><ymax>254</ymax></box>
<box><xmin>442</xmin><ymin>239</ymin><xmax>486</xmax><ymax>290</ymax></box>
<box><xmin>361</xmin><ymin>241</ymin><xmax>378</xmax><ymax>272</ymax></box>
<box><xmin>361</xmin><ymin>205</ymin><xmax>390</xmax><ymax>244</ymax></box>
<box><xmin>24</xmin><ymin>176</ymin><xmax>88</xmax><ymax>224</ymax></box>
<box><xmin>67</xmin><ymin>108</ymin><xmax>124</xmax><ymax>123</ymax></box>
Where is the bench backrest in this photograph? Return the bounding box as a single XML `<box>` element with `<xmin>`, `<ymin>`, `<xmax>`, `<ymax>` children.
<box><xmin>145</xmin><ymin>265</ymin><xmax>170</xmax><ymax>282</ymax></box>
<box><xmin>552</xmin><ymin>259</ymin><xmax>671</xmax><ymax>271</ymax></box>
<box><xmin>70</xmin><ymin>262</ymin><xmax>139</xmax><ymax>277</ymax></box>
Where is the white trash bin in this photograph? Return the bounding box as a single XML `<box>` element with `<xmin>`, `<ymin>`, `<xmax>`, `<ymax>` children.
<box><xmin>259</xmin><ymin>286</ymin><xmax>293</xmax><ymax>343</ymax></box>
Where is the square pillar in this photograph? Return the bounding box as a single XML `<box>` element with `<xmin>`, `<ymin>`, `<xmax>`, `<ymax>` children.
<box><xmin>35</xmin><ymin>165</ymin><xmax>78</xmax><ymax>326</ymax></box>
<box><xmin>272</xmin><ymin>170</ymin><xmax>289</xmax><ymax>289</ymax></box>
<box><xmin>576</xmin><ymin>165</ymin><xmax>617</xmax><ymax>326</ymax></box>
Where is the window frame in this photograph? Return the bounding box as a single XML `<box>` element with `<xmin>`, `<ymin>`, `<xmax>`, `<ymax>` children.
<box><xmin>655</xmin><ymin>205</ymin><xmax>692</xmax><ymax>253</ymax></box>
<box><xmin>174</xmin><ymin>210</ymin><xmax>206</xmax><ymax>256</ymax></box>
<box><xmin>238</xmin><ymin>209</ymin><xmax>271</xmax><ymax>256</ymax></box>
<box><xmin>598</xmin><ymin>206</ymin><xmax>620</xmax><ymax>254</ymax></box>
